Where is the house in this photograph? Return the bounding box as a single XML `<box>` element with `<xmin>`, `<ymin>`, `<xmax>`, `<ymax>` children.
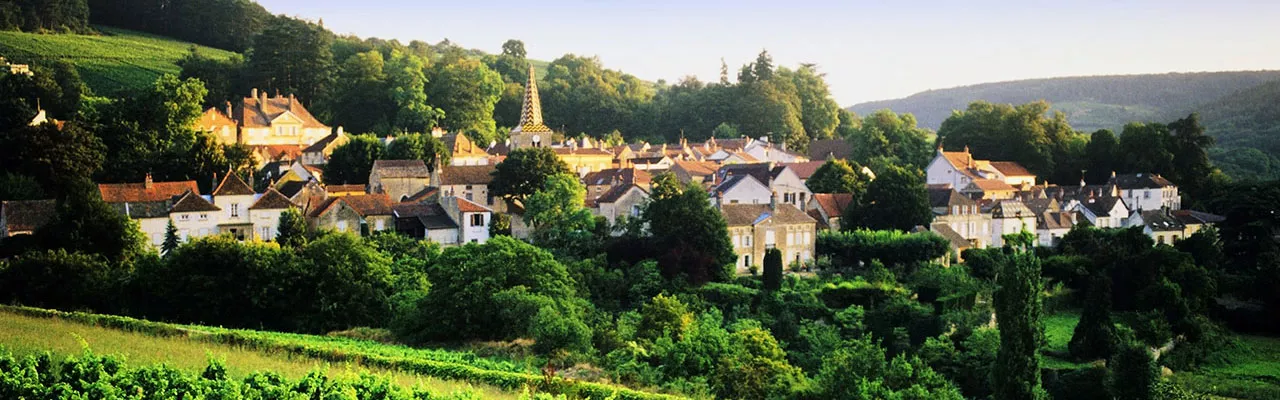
<box><xmin>592</xmin><ymin>184</ymin><xmax>649</xmax><ymax>227</ymax></box>
<box><xmin>438</xmin><ymin>164</ymin><xmax>500</xmax><ymax>211</ymax></box>
<box><xmin>1170</xmin><ymin>210</ymin><xmax>1224</xmax><ymax>237</ymax></box>
<box><xmin>988</xmin><ymin>200</ymin><xmax>1036</xmax><ymax>248</ymax></box>
<box><xmin>1037</xmin><ymin>211</ymin><xmax>1078</xmax><ymax>247</ymax></box>
<box><xmin>310</xmin><ymin>194</ymin><xmax>394</xmax><ymax>235</ymax></box>
<box><xmin>629</xmin><ymin>153</ymin><xmax>674</xmax><ymax>171</ymax></box>
<box><xmin>783</xmin><ymin>161</ymin><xmax>825</xmax><ymax>187</ymax></box>
<box><xmin>1069</xmin><ymin>196</ymin><xmax>1130</xmax><ymax>228</ymax></box>
<box><xmin>808</xmin><ymin>138</ymin><xmax>852</xmax><ymax>161</ymax></box>
<box><xmin>961</xmin><ymin>179</ymin><xmax>1018</xmax><ymax>200</ymax></box>
<box><xmin>711</xmin><ymin>174</ymin><xmax>772</xmax><ymax>206</ymax></box>
<box><xmin>98</xmin><ymin>174</ymin><xmax>201</xmax><ymax>246</ymax></box>
<box><xmin>1</xmin><ymin>199</ymin><xmax>56</xmax><ymax>237</ymax></box>
<box><xmin>210</xmin><ymin>172</ymin><xmax>258</xmax><ymax>240</ymax></box>
<box><xmin>300</xmin><ymin>130</ymin><xmax>349</xmax><ymax>165</ymax></box>
<box><xmin>738</xmin><ymin>137</ymin><xmax>808</xmax><ymax>163</ymax></box>
<box><xmin>926</xmin><ymin>147</ymin><xmax>1036</xmax><ymax>190</ymax></box>
<box><xmin>582</xmin><ymin>168</ymin><xmax>652</xmax><ymax>200</ymax></box>
<box><xmin>1110</xmin><ymin>172</ymin><xmax>1181</xmax><ymax>211</ymax></box>
<box><xmin>929</xmin><ymin>187</ymin><xmax>991</xmax><ymax>248</ymax></box>
<box><xmin>711</xmin><ymin>163</ymin><xmax>811</xmax><ymax>209</ymax></box>
<box><xmin>670</xmin><ymin>160</ymin><xmax>719</xmax><ymax>186</ymax></box>
<box><xmin>369</xmin><ymin>160</ymin><xmax>430</xmax><ymax>201</ymax></box>
<box><xmin>247</xmin><ymin>189</ymin><xmax>296</xmax><ymax>241</ymax></box>
<box><xmin>1128</xmin><ymin>209</ymin><xmax>1188</xmax><ymax>245</ymax></box>
<box><xmin>196</xmin><ymin>89</ymin><xmax>333</xmax><ymax>147</ymax></box>
<box><xmin>720</xmin><ymin>199</ymin><xmax>817</xmax><ymax>274</ymax></box>
<box><xmin>806</xmin><ymin>193</ymin><xmax>853</xmax><ymax>231</ymax></box>
<box><xmin>391</xmin><ymin>196</ymin><xmax>493</xmax><ymax>245</ymax></box>
<box><xmin>169</xmin><ymin>190</ymin><xmax>222</xmax><ymax>242</ymax></box>
<box><xmin>442</xmin><ymin>132</ymin><xmax>493</xmax><ymax>166</ymax></box>
<box><xmin>554</xmin><ymin>146</ymin><xmax>616</xmax><ymax>176</ymax></box>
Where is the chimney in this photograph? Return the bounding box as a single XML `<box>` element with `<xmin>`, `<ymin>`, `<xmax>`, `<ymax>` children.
<box><xmin>251</xmin><ymin>88</ymin><xmax>258</xmax><ymax>100</ymax></box>
<box><xmin>1111</xmin><ymin>170</ymin><xmax>1117</xmax><ymax>180</ymax></box>
<box><xmin>288</xmin><ymin>93</ymin><xmax>295</xmax><ymax>110</ymax></box>
<box><xmin>715</xmin><ymin>190</ymin><xmax>724</xmax><ymax>209</ymax></box>
<box><xmin>144</xmin><ymin>173</ymin><xmax>154</xmax><ymax>189</ymax></box>
<box><xmin>225</xmin><ymin>101</ymin><xmax>233</xmax><ymax>118</ymax></box>
<box><xmin>770</xmin><ymin>191</ymin><xmax>778</xmax><ymax>211</ymax></box>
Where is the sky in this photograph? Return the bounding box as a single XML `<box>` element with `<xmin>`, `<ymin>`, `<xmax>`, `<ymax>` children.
<box><xmin>256</xmin><ymin>0</ymin><xmax>1280</xmax><ymax>106</ymax></box>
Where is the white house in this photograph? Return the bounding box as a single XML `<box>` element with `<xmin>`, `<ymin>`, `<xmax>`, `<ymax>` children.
<box><xmin>247</xmin><ymin>188</ymin><xmax>296</xmax><ymax>241</ymax></box>
<box><xmin>988</xmin><ymin>200</ymin><xmax>1036</xmax><ymax>248</ymax></box>
<box><xmin>1110</xmin><ymin>172</ymin><xmax>1181</xmax><ymax>211</ymax></box>
<box><xmin>169</xmin><ymin>190</ymin><xmax>222</xmax><ymax>241</ymax></box>
<box><xmin>926</xmin><ymin>147</ymin><xmax>1036</xmax><ymax>190</ymax></box>
<box><xmin>210</xmin><ymin>172</ymin><xmax>258</xmax><ymax>240</ymax></box>
<box><xmin>710</xmin><ymin>163</ymin><xmax>811</xmax><ymax>209</ymax></box>
<box><xmin>1070</xmin><ymin>196</ymin><xmax>1130</xmax><ymax>228</ymax></box>
<box><xmin>441</xmin><ymin>195</ymin><xmax>492</xmax><ymax>244</ymax></box>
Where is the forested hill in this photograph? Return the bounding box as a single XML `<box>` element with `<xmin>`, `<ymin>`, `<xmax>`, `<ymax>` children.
<box><xmin>848</xmin><ymin>71</ymin><xmax>1280</xmax><ymax>132</ymax></box>
<box><xmin>1199</xmin><ymin>80</ymin><xmax>1280</xmax><ymax>181</ymax></box>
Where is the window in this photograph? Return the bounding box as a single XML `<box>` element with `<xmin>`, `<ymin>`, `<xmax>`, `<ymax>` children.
<box><xmin>180</xmin><ymin>214</ymin><xmax>190</xmax><ymax>221</ymax></box>
<box><xmin>786</xmin><ymin>232</ymin><xmax>794</xmax><ymax>245</ymax></box>
<box><xmin>1157</xmin><ymin>235</ymin><xmax>1165</xmax><ymax>244</ymax></box>
<box><xmin>733</xmin><ymin>234</ymin><xmax>740</xmax><ymax>247</ymax></box>
<box><xmin>631</xmin><ymin>205</ymin><xmax>642</xmax><ymax>217</ymax></box>
<box><xmin>745</xmin><ymin>234</ymin><xmax>753</xmax><ymax>246</ymax></box>
<box><xmin>199</xmin><ymin>213</ymin><xmax>207</xmax><ymax>220</ymax></box>
<box><xmin>230</xmin><ymin>204</ymin><xmax>240</xmax><ymax>217</ymax></box>
<box><xmin>765</xmin><ymin>230</ymin><xmax>776</xmax><ymax>248</ymax></box>
<box><xmin>743</xmin><ymin>255</ymin><xmax>751</xmax><ymax>267</ymax></box>
<box><xmin>375</xmin><ymin>219</ymin><xmax>385</xmax><ymax>231</ymax></box>
<box><xmin>337</xmin><ymin>220</ymin><xmax>348</xmax><ymax>232</ymax></box>
<box><xmin>471</xmin><ymin>214</ymin><xmax>485</xmax><ymax>226</ymax></box>
<box><xmin>804</xmin><ymin>232</ymin><xmax>811</xmax><ymax>244</ymax></box>
<box><xmin>261</xmin><ymin>226</ymin><xmax>270</xmax><ymax>240</ymax></box>
<box><xmin>1144</xmin><ymin>191</ymin><xmax>1151</xmax><ymax>199</ymax></box>
<box><xmin>953</xmin><ymin>205</ymin><xmax>959</xmax><ymax>215</ymax></box>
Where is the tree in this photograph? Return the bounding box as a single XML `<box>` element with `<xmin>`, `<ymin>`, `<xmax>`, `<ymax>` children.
<box><xmin>843</xmin><ymin>164</ymin><xmax>932</xmax><ymax>231</ymax></box>
<box><xmin>992</xmin><ymin>250</ymin><xmax>1049</xmax><ymax>400</ymax></box>
<box><xmin>162</xmin><ymin>219</ymin><xmax>180</xmax><ymax>254</ymax></box>
<box><xmin>524</xmin><ymin>173</ymin><xmax>595</xmax><ymax>251</ymax></box>
<box><xmin>1069</xmin><ymin>273</ymin><xmax>1119</xmax><ymax>360</ymax></box>
<box><xmin>385</xmin><ymin>133</ymin><xmax>449</xmax><ymax>171</ymax></box>
<box><xmin>763</xmin><ymin>248</ymin><xmax>782</xmax><ymax>290</ymax></box>
<box><xmin>245</xmin><ymin>16</ymin><xmax>333</xmax><ymax>105</ymax></box>
<box><xmin>296</xmin><ymin>233</ymin><xmax>396</xmax><ymax>332</ymax></box>
<box><xmin>93</xmin><ymin>74</ymin><xmax>207</xmax><ymax>184</ymax></box>
<box><xmin>178</xmin><ymin>49</ymin><xmax>246</xmax><ymax>107</ymax></box>
<box><xmin>426</xmin><ymin>57</ymin><xmax>503</xmax><ymax>140</ymax></box>
<box><xmin>490</xmin><ymin>147</ymin><xmax>572</xmax><ymax>201</ymax></box>
<box><xmin>0</xmin><ymin>249</ymin><xmax>117</xmax><ymax>312</ymax></box>
<box><xmin>326</xmin><ymin>50</ymin><xmax>393</xmax><ymax>134</ymax></box>
<box><xmin>938</xmin><ymin>101</ymin><xmax>1083</xmax><ymax>183</ymax></box>
<box><xmin>781</xmin><ymin>64</ymin><xmax>840</xmax><ymax>140</ymax></box>
<box><xmin>276</xmin><ymin>207</ymin><xmax>308</xmax><ymax>248</ymax></box>
<box><xmin>1084</xmin><ymin>129</ymin><xmax>1119</xmax><ymax>184</ymax></box>
<box><xmin>806</xmin><ymin>159</ymin><xmax>868</xmax><ymax>194</ymax></box>
<box><xmin>1117</xmin><ymin>122</ymin><xmax>1175</xmax><ymax>177</ymax></box>
<box><xmin>324</xmin><ymin>134</ymin><xmax>385</xmax><ymax>184</ymax></box>
<box><xmin>1166</xmin><ymin>113</ymin><xmax>1216</xmax><ymax>198</ymax></box>
<box><xmin>37</xmin><ymin>179</ymin><xmax>149</xmax><ymax>264</ymax></box>
<box><xmin>0</xmin><ymin>122</ymin><xmax>105</xmax><ymax>197</ymax></box>
<box><xmin>849</xmin><ymin>110</ymin><xmax>934</xmax><ymax>168</ymax></box>
<box><xmin>644</xmin><ymin>173</ymin><xmax>736</xmax><ymax>283</ymax></box>
<box><xmin>500</xmin><ymin>39</ymin><xmax>527</xmax><ymax>59</ymax></box>
<box><xmin>541</xmin><ymin>54</ymin><xmax>656</xmax><ymax>137</ymax></box>
<box><xmin>385</xmin><ymin>50</ymin><xmax>443</xmax><ymax>134</ymax></box>
<box><xmin>1109</xmin><ymin>344</ymin><xmax>1157</xmax><ymax>400</ymax></box>
<box><xmin>734</xmin><ymin>78</ymin><xmax>805</xmax><ymax>151</ymax></box>
<box><xmin>710</xmin><ymin>327</ymin><xmax>805</xmax><ymax>399</ymax></box>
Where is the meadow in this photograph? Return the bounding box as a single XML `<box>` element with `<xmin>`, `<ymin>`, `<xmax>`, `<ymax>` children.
<box><xmin>0</xmin><ymin>26</ymin><xmax>238</xmax><ymax>95</ymax></box>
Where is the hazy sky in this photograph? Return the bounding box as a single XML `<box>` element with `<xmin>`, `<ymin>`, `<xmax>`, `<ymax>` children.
<box><xmin>256</xmin><ymin>0</ymin><xmax>1280</xmax><ymax>106</ymax></box>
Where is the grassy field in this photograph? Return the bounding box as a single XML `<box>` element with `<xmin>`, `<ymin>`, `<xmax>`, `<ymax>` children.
<box><xmin>1042</xmin><ymin>311</ymin><xmax>1280</xmax><ymax>399</ymax></box>
<box><xmin>0</xmin><ymin>26</ymin><xmax>238</xmax><ymax>95</ymax></box>
<box><xmin>0</xmin><ymin>309</ymin><xmax>517</xmax><ymax>399</ymax></box>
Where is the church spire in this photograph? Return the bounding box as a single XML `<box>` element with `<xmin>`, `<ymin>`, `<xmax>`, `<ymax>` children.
<box><xmin>514</xmin><ymin>64</ymin><xmax>552</xmax><ymax>134</ymax></box>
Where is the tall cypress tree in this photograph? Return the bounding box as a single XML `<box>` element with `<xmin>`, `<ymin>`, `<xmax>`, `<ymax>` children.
<box><xmin>1069</xmin><ymin>273</ymin><xmax>1119</xmax><ymax>360</ymax></box>
<box><xmin>993</xmin><ymin>250</ymin><xmax>1048</xmax><ymax>400</ymax></box>
<box><xmin>763</xmin><ymin>248</ymin><xmax>782</xmax><ymax>290</ymax></box>
<box><xmin>162</xmin><ymin>218</ymin><xmax>180</xmax><ymax>255</ymax></box>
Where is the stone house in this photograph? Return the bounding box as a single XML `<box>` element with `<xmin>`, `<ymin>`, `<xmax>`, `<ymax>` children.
<box><xmin>210</xmin><ymin>173</ymin><xmax>257</xmax><ymax>240</ymax></box>
<box><xmin>591</xmin><ymin>184</ymin><xmax>649</xmax><ymax>227</ymax></box>
<box><xmin>309</xmin><ymin>194</ymin><xmax>394</xmax><ymax>235</ymax></box>
<box><xmin>806</xmin><ymin>193</ymin><xmax>853</xmax><ymax>231</ymax></box>
<box><xmin>392</xmin><ymin>196</ymin><xmax>493</xmax><ymax>245</ymax></box>
<box><xmin>196</xmin><ymin>88</ymin><xmax>332</xmax><ymax>147</ymax></box>
<box><xmin>988</xmin><ymin>200</ymin><xmax>1037</xmax><ymax>248</ymax></box>
<box><xmin>438</xmin><ymin>164</ymin><xmax>501</xmax><ymax>211</ymax></box>
<box><xmin>369</xmin><ymin>160</ymin><xmax>430</xmax><ymax>202</ymax></box>
<box><xmin>721</xmin><ymin>198</ymin><xmax>817</xmax><ymax>274</ymax></box>
<box><xmin>582</xmin><ymin>168</ymin><xmax>651</xmax><ymax>201</ymax></box>
<box><xmin>300</xmin><ymin>130</ymin><xmax>348</xmax><ymax>166</ymax></box>
<box><xmin>929</xmin><ymin>187</ymin><xmax>991</xmax><ymax>248</ymax></box>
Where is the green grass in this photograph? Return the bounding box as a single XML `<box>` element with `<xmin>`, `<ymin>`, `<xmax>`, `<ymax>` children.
<box><xmin>0</xmin><ymin>309</ymin><xmax>517</xmax><ymax>399</ymax></box>
<box><xmin>0</xmin><ymin>26</ymin><xmax>238</xmax><ymax>95</ymax></box>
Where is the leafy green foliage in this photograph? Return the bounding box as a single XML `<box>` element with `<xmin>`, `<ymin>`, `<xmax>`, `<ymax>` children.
<box><xmin>938</xmin><ymin>100</ymin><xmax>1084</xmax><ymax>183</ymax></box>
<box><xmin>385</xmin><ymin>132</ymin><xmax>449</xmax><ymax>170</ymax></box>
<box><xmin>805</xmin><ymin>158</ymin><xmax>868</xmax><ymax>194</ymax></box>
<box><xmin>1109</xmin><ymin>343</ymin><xmax>1158</xmax><ymax>400</ymax></box>
<box><xmin>817</xmin><ymin>229</ymin><xmax>948</xmax><ymax>272</ymax></box>
<box><xmin>244</xmin><ymin>16</ymin><xmax>333</xmax><ymax>105</ymax></box>
<box><xmin>427</xmin><ymin>57</ymin><xmax>504</xmax><ymax>140</ymax></box>
<box><xmin>644</xmin><ymin>173</ymin><xmax>735</xmax><ymax>284</ymax></box>
<box><xmin>525</xmin><ymin>173</ymin><xmax>597</xmax><ymax>253</ymax></box>
<box><xmin>275</xmin><ymin>207</ymin><xmax>309</xmax><ymax>248</ymax></box>
<box><xmin>490</xmin><ymin>147</ymin><xmax>572</xmax><ymax>201</ymax></box>
<box><xmin>846</xmin><ymin>109</ymin><xmax>934</xmax><ymax>168</ymax></box>
<box><xmin>0</xmin><ymin>249</ymin><xmax>118</xmax><ymax>311</ymax></box>
<box><xmin>325</xmin><ymin>134</ymin><xmax>386</xmax><ymax>184</ymax></box>
<box><xmin>992</xmin><ymin>250</ymin><xmax>1048</xmax><ymax>400</ymax></box>
<box><xmin>842</xmin><ymin>163</ymin><xmax>932</xmax><ymax>231</ymax></box>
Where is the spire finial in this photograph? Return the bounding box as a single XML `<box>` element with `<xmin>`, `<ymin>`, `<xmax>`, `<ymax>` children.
<box><xmin>512</xmin><ymin>63</ymin><xmax>552</xmax><ymax>137</ymax></box>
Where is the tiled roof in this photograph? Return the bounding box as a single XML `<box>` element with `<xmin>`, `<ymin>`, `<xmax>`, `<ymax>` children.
<box><xmin>968</xmin><ymin>179</ymin><xmax>1016</xmax><ymax>192</ymax></box>
<box><xmin>404</xmin><ymin>187</ymin><xmax>439</xmax><ymax>203</ymax></box>
<box><xmin>277</xmin><ymin>180</ymin><xmax>307</xmax><ymax>198</ymax></box>
<box><xmin>808</xmin><ymin>208</ymin><xmax>831</xmax><ymax>230</ymax></box>
<box><xmin>111</xmin><ymin>200</ymin><xmax>172</xmax><ymax>219</ymax></box>
<box><xmin>326</xmin><ymin>184</ymin><xmax>366</xmax><ymax>194</ymax></box>
<box><xmin>715</xmin><ymin>163</ymin><xmax>784</xmax><ymax>187</ymax></box>
<box><xmin>551</xmin><ymin>147</ymin><xmax>613</xmax><ymax>156</ymax></box>
<box><xmin>234</xmin><ymin>92</ymin><xmax>329</xmax><ymax>129</ymax></box>
<box><xmin>1139</xmin><ymin>210</ymin><xmax>1185</xmax><ymax>232</ymax></box>
<box><xmin>307</xmin><ymin>197</ymin><xmax>341</xmax><ymax>218</ymax></box>
<box><xmin>941</xmin><ymin>151</ymin><xmax>976</xmax><ymax>171</ymax></box>
<box><xmin>251</xmin><ymin>145</ymin><xmax>304</xmax><ymax>162</ymax></box>
<box><xmin>443</xmin><ymin>133</ymin><xmax>491</xmax><ymax>158</ymax></box>
<box><xmin>671</xmin><ymin>160</ymin><xmax>719</xmax><ymax>179</ymax></box>
<box><xmin>98</xmin><ymin>179</ymin><xmax>200</xmax><ymax>203</ymax></box>
<box><xmin>454</xmin><ymin>196</ymin><xmax>492</xmax><ymax>213</ymax></box>
<box><xmin>1079</xmin><ymin>197</ymin><xmax>1125</xmax><ymax>217</ymax></box>
<box><xmin>989</xmin><ymin>161</ymin><xmax>1034</xmax><ymax>177</ymax></box>
<box><xmin>440</xmin><ymin>164</ymin><xmax>496</xmax><ymax>185</ymax></box>
<box><xmin>304</xmin><ymin>132</ymin><xmax>344</xmax><ymax>152</ymax></box>
<box><xmin>170</xmin><ymin>191</ymin><xmax>221</xmax><ymax>213</ymax></box>
<box><xmin>372</xmin><ymin>160</ymin><xmax>430</xmax><ymax>178</ymax></box>
<box><xmin>1110</xmin><ymin>173</ymin><xmax>1175</xmax><ymax>190</ymax></box>
<box><xmin>213</xmin><ymin>172</ymin><xmax>255</xmax><ymax>196</ymax></box>
<box><xmin>597</xmin><ymin>184</ymin><xmax>647</xmax><ymax>204</ymax></box>
<box><xmin>721</xmin><ymin>203</ymin><xmax>815</xmax><ymax>227</ymax></box>
<box><xmin>990</xmin><ymin>200</ymin><xmax>1033</xmax><ymax>219</ymax></box>
<box><xmin>341</xmin><ymin>194</ymin><xmax>394</xmax><ymax>216</ymax></box>
<box><xmin>928</xmin><ymin>188</ymin><xmax>974</xmax><ymax>209</ymax></box>
<box><xmin>1171</xmin><ymin>209</ymin><xmax>1225</xmax><ymax>225</ymax></box>
<box><xmin>249</xmin><ymin>188</ymin><xmax>295</xmax><ymax>210</ymax></box>
<box><xmin>583</xmin><ymin>168</ymin><xmax>651</xmax><ymax>187</ymax></box>
<box><xmin>784</xmin><ymin>161</ymin><xmax>825</xmax><ymax>180</ymax></box>
<box><xmin>512</xmin><ymin>64</ymin><xmax>554</xmax><ymax>135</ymax></box>
<box><xmin>3</xmin><ymin>199</ymin><xmax>56</xmax><ymax>233</ymax></box>
<box><xmin>1040</xmin><ymin>211</ymin><xmax>1076</xmax><ymax>230</ymax></box>
<box><xmin>197</xmin><ymin>107</ymin><xmax>237</xmax><ymax>131</ymax></box>
<box><xmin>808</xmin><ymin>139</ymin><xmax>852</xmax><ymax>160</ymax></box>
<box><xmin>930</xmin><ymin>223</ymin><xmax>971</xmax><ymax>250</ymax></box>
<box><xmin>813</xmin><ymin>193</ymin><xmax>854</xmax><ymax>217</ymax></box>
<box><xmin>393</xmin><ymin>203</ymin><xmax>457</xmax><ymax>229</ymax></box>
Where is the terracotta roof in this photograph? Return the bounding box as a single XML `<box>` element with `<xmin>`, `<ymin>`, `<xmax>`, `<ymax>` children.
<box><xmin>454</xmin><ymin>196</ymin><xmax>492</xmax><ymax>213</ymax></box>
<box><xmin>372</xmin><ymin>160</ymin><xmax>430</xmax><ymax>178</ymax></box>
<box><xmin>440</xmin><ymin>164</ymin><xmax>496</xmax><ymax>185</ymax></box>
<box><xmin>720</xmin><ymin>203</ymin><xmax>816</xmax><ymax>227</ymax></box>
<box><xmin>672</xmin><ymin>160</ymin><xmax>718</xmax><ymax>177</ymax></box>
<box><xmin>583</xmin><ymin>168</ymin><xmax>651</xmax><ymax>187</ymax></box>
<box><xmin>234</xmin><ymin>92</ymin><xmax>329</xmax><ymax>129</ymax></box>
<box><xmin>968</xmin><ymin>179</ymin><xmax>1016</xmax><ymax>192</ymax></box>
<box><xmin>341</xmin><ymin>194</ymin><xmax>394</xmax><ymax>216</ymax></box>
<box><xmin>808</xmin><ymin>139</ymin><xmax>852</xmax><ymax>160</ymax></box>
<box><xmin>812</xmin><ymin>193</ymin><xmax>854</xmax><ymax>217</ymax></box>
<box><xmin>326</xmin><ymin>184</ymin><xmax>366</xmax><ymax>194</ymax></box>
<box><xmin>1110</xmin><ymin>173</ymin><xmax>1175</xmax><ymax>189</ymax></box>
<box><xmin>784</xmin><ymin>161</ymin><xmax>825</xmax><ymax>180</ymax></box>
<box><xmin>597</xmin><ymin>184</ymin><xmax>648</xmax><ymax>204</ymax></box>
<box><xmin>989</xmin><ymin>161</ymin><xmax>1034</xmax><ymax>177</ymax></box>
<box><xmin>486</xmin><ymin>141</ymin><xmax>512</xmax><ymax>156</ymax></box>
<box><xmin>98</xmin><ymin>179</ymin><xmax>200</xmax><ymax>203</ymax></box>
<box><xmin>250</xmin><ymin>188</ymin><xmax>295</xmax><ymax>210</ymax></box>
<box><xmin>941</xmin><ymin>151</ymin><xmax>976</xmax><ymax>171</ymax></box>
<box><xmin>213</xmin><ymin>172</ymin><xmax>256</xmax><ymax>196</ymax></box>
<box><xmin>404</xmin><ymin>187</ymin><xmax>439</xmax><ymax>203</ymax></box>
<box><xmin>808</xmin><ymin>208</ymin><xmax>831</xmax><ymax>230</ymax></box>
<box><xmin>307</xmin><ymin>197</ymin><xmax>341</xmax><ymax>218</ymax></box>
<box><xmin>170</xmin><ymin>191</ymin><xmax>221</xmax><ymax>213</ymax></box>
<box><xmin>251</xmin><ymin>145</ymin><xmax>304</xmax><ymax>162</ymax></box>
<box><xmin>443</xmin><ymin>133</ymin><xmax>490</xmax><ymax>158</ymax></box>
<box><xmin>197</xmin><ymin>107</ymin><xmax>237</xmax><ymax>132</ymax></box>
<box><xmin>3</xmin><ymin>199</ymin><xmax>56</xmax><ymax>233</ymax></box>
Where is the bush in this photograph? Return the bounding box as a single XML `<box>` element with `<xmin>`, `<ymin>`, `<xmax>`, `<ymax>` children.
<box><xmin>816</xmin><ymin>229</ymin><xmax>948</xmax><ymax>273</ymax></box>
<box><xmin>763</xmin><ymin>248</ymin><xmax>782</xmax><ymax>291</ymax></box>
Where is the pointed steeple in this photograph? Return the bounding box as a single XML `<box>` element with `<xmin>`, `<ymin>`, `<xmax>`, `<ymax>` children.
<box><xmin>513</xmin><ymin>64</ymin><xmax>552</xmax><ymax>134</ymax></box>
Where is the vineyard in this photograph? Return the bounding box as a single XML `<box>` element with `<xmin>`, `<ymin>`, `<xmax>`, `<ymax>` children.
<box><xmin>0</xmin><ymin>26</ymin><xmax>238</xmax><ymax>95</ymax></box>
<box><xmin>0</xmin><ymin>305</ymin><xmax>681</xmax><ymax>400</ymax></box>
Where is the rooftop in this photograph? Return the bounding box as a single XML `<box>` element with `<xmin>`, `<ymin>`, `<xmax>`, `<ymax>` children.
<box><xmin>98</xmin><ymin>178</ymin><xmax>200</xmax><ymax>203</ymax></box>
<box><xmin>440</xmin><ymin>164</ymin><xmax>497</xmax><ymax>186</ymax></box>
<box><xmin>721</xmin><ymin>203</ymin><xmax>815</xmax><ymax>226</ymax></box>
<box><xmin>372</xmin><ymin>160</ymin><xmax>430</xmax><ymax>178</ymax></box>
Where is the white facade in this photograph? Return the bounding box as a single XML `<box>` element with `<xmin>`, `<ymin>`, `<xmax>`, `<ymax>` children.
<box><xmin>990</xmin><ymin>214</ymin><xmax>1036</xmax><ymax>248</ymax></box>
<box><xmin>715</xmin><ymin>176</ymin><xmax>772</xmax><ymax>205</ymax></box>
<box><xmin>926</xmin><ymin>155</ymin><xmax>972</xmax><ymax>189</ymax></box>
<box><xmin>1119</xmin><ymin>186</ymin><xmax>1180</xmax><ymax>211</ymax></box>
<box><xmin>171</xmin><ymin>210</ymin><xmax>220</xmax><ymax>242</ymax></box>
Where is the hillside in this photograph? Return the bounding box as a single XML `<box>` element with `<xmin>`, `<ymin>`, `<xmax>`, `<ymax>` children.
<box><xmin>1198</xmin><ymin>80</ymin><xmax>1280</xmax><ymax>181</ymax></box>
<box><xmin>848</xmin><ymin>71</ymin><xmax>1280</xmax><ymax>132</ymax></box>
<box><xmin>0</xmin><ymin>26</ymin><xmax>239</xmax><ymax>95</ymax></box>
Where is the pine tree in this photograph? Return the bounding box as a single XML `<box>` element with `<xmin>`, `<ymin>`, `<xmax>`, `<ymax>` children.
<box><xmin>1069</xmin><ymin>273</ymin><xmax>1119</xmax><ymax>360</ymax></box>
<box><xmin>162</xmin><ymin>218</ymin><xmax>180</xmax><ymax>254</ymax></box>
<box><xmin>275</xmin><ymin>207</ymin><xmax>308</xmax><ymax>248</ymax></box>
